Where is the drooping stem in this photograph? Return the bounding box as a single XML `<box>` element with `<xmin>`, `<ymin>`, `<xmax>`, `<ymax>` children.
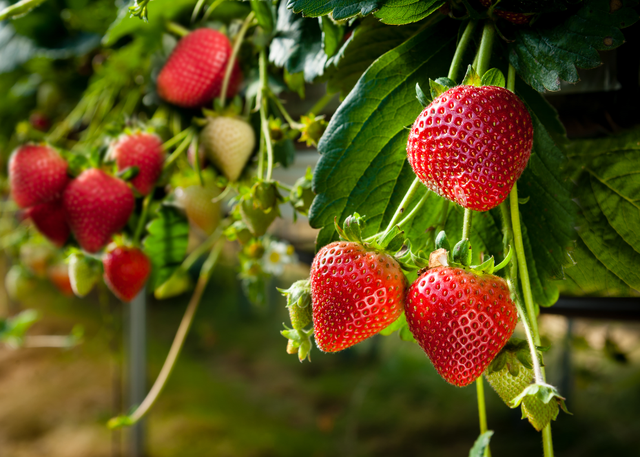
<box><xmin>476</xmin><ymin>21</ymin><xmax>495</xmax><ymax>77</ymax></box>
<box><xmin>166</xmin><ymin>21</ymin><xmax>190</xmax><ymax>38</ymax></box>
<box><xmin>108</xmin><ymin>236</ymin><xmax>225</xmax><ymax>428</ymax></box>
<box><xmin>259</xmin><ymin>49</ymin><xmax>274</xmax><ymax>181</ymax></box>
<box><xmin>476</xmin><ymin>378</ymin><xmax>492</xmax><ymax>457</ymax></box>
<box><xmin>219</xmin><ymin>11</ymin><xmax>255</xmax><ymax>106</ymax></box>
<box><xmin>133</xmin><ymin>193</ymin><xmax>153</xmax><ymax>245</ymax></box>
<box><xmin>384</xmin><ymin>177</ymin><xmax>423</xmax><ymax>233</ymax></box>
<box><xmin>462</xmin><ymin>208</ymin><xmax>473</xmax><ymax>241</ymax></box>
<box><xmin>448</xmin><ymin>20</ymin><xmax>477</xmax><ymax>82</ymax></box>
<box><xmin>269</xmin><ymin>92</ymin><xmax>304</xmax><ymax>129</ymax></box>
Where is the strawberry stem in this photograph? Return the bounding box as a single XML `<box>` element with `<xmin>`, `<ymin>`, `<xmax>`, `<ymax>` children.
<box><xmin>133</xmin><ymin>193</ymin><xmax>153</xmax><ymax>245</ymax></box>
<box><xmin>269</xmin><ymin>92</ymin><xmax>304</xmax><ymax>129</ymax></box>
<box><xmin>384</xmin><ymin>177</ymin><xmax>423</xmax><ymax>233</ymax></box>
<box><xmin>163</xmin><ymin>128</ymin><xmax>194</xmax><ymax>171</ymax></box>
<box><xmin>476</xmin><ymin>21</ymin><xmax>495</xmax><ymax>77</ymax></box>
<box><xmin>166</xmin><ymin>21</ymin><xmax>189</xmax><ymax>38</ymax></box>
<box><xmin>397</xmin><ymin>190</ymin><xmax>430</xmax><ymax>229</ymax></box>
<box><xmin>475</xmin><ymin>378</ymin><xmax>492</xmax><ymax>457</ymax></box>
<box><xmin>219</xmin><ymin>11</ymin><xmax>255</xmax><ymax>107</ymax></box>
<box><xmin>448</xmin><ymin>20</ymin><xmax>477</xmax><ymax>82</ymax></box>
<box><xmin>309</xmin><ymin>91</ymin><xmax>337</xmax><ymax>117</ymax></box>
<box><xmin>259</xmin><ymin>49</ymin><xmax>274</xmax><ymax>181</ymax></box>
<box><xmin>108</xmin><ymin>232</ymin><xmax>225</xmax><ymax>429</ymax></box>
<box><xmin>462</xmin><ymin>208</ymin><xmax>473</xmax><ymax>241</ymax></box>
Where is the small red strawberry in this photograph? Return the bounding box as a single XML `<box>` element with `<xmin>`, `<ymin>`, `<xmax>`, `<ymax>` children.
<box><xmin>406</xmin><ymin>85</ymin><xmax>533</xmax><ymax>211</ymax></box>
<box><xmin>9</xmin><ymin>144</ymin><xmax>69</xmax><ymax>208</ymax></box>
<box><xmin>25</xmin><ymin>198</ymin><xmax>70</xmax><ymax>247</ymax></box>
<box><xmin>405</xmin><ymin>266</ymin><xmax>517</xmax><ymax>387</ymax></box>
<box><xmin>201</xmin><ymin>116</ymin><xmax>256</xmax><ymax>182</ymax></box>
<box><xmin>479</xmin><ymin>0</ymin><xmax>532</xmax><ymax>24</ymax></box>
<box><xmin>103</xmin><ymin>245</ymin><xmax>151</xmax><ymax>302</ymax></box>
<box><xmin>63</xmin><ymin>169</ymin><xmax>135</xmax><ymax>253</ymax></box>
<box><xmin>310</xmin><ymin>241</ymin><xmax>406</xmax><ymax>352</ymax></box>
<box><xmin>110</xmin><ymin>132</ymin><xmax>164</xmax><ymax>196</ymax></box>
<box><xmin>157</xmin><ymin>28</ymin><xmax>242</xmax><ymax>108</ymax></box>
<box><xmin>29</xmin><ymin>112</ymin><xmax>50</xmax><ymax>131</ymax></box>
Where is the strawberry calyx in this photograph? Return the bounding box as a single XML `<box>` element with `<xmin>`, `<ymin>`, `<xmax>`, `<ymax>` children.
<box><xmin>488</xmin><ymin>338</ymin><xmax>547</xmax><ymax>376</ymax></box>
<box><xmin>334</xmin><ymin>213</ymin><xmax>406</xmax><ymax>257</ymax></box>
<box><xmin>279</xmin><ymin>279</ymin><xmax>313</xmax><ymax>363</ymax></box>
<box><xmin>281</xmin><ymin>326</ymin><xmax>313</xmax><ymax>362</ymax></box>
<box><xmin>511</xmin><ymin>383</ymin><xmax>572</xmax><ymax>416</ymax></box>
<box><xmin>298</xmin><ymin>113</ymin><xmax>327</xmax><ymax>147</ymax></box>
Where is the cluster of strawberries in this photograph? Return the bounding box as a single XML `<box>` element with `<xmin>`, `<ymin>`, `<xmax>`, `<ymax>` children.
<box><xmin>293</xmin><ymin>82</ymin><xmax>534</xmax><ymax>392</ymax></box>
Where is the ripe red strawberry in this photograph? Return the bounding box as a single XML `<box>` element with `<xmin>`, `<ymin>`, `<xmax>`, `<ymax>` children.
<box><xmin>26</xmin><ymin>198</ymin><xmax>70</xmax><ymax>247</ymax></box>
<box><xmin>9</xmin><ymin>144</ymin><xmax>69</xmax><ymax>208</ymax></box>
<box><xmin>201</xmin><ymin>116</ymin><xmax>256</xmax><ymax>182</ymax></box>
<box><xmin>103</xmin><ymin>246</ymin><xmax>151</xmax><ymax>302</ymax></box>
<box><xmin>63</xmin><ymin>169</ymin><xmax>135</xmax><ymax>253</ymax></box>
<box><xmin>157</xmin><ymin>28</ymin><xmax>242</xmax><ymax>108</ymax></box>
<box><xmin>29</xmin><ymin>112</ymin><xmax>50</xmax><ymax>131</ymax></box>
<box><xmin>406</xmin><ymin>85</ymin><xmax>533</xmax><ymax>211</ymax></box>
<box><xmin>405</xmin><ymin>266</ymin><xmax>517</xmax><ymax>387</ymax></box>
<box><xmin>310</xmin><ymin>241</ymin><xmax>406</xmax><ymax>352</ymax></box>
<box><xmin>479</xmin><ymin>0</ymin><xmax>532</xmax><ymax>24</ymax></box>
<box><xmin>111</xmin><ymin>132</ymin><xmax>164</xmax><ymax>196</ymax></box>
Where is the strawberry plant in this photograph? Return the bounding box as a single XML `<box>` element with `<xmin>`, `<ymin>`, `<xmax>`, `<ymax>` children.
<box><xmin>0</xmin><ymin>0</ymin><xmax>638</xmax><ymax>455</ymax></box>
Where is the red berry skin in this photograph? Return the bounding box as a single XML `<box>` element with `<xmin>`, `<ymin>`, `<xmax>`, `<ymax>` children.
<box><xmin>405</xmin><ymin>266</ymin><xmax>517</xmax><ymax>387</ymax></box>
<box><xmin>407</xmin><ymin>85</ymin><xmax>533</xmax><ymax>211</ymax></box>
<box><xmin>157</xmin><ymin>28</ymin><xmax>242</xmax><ymax>109</ymax></box>
<box><xmin>63</xmin><ymin>169</ymin><xmax>135</xmax><ymax>253</ymax></box>
<box><xmin>310</xmin><ymin>241</ymin><xmax>406</xmax><ymax>352</ymax></box>
<box><xmin>103</xmin><ymin>246</ymin><xmax>151</xmax><ymax>302</ymax></box>
<box><xmin>26</xmin><ymin>199</ymin><xmax>70</xmax><ymax>247</ymax></box>
<box><xmin>111</xmin><ymin>132</ymin><xmax>164</xmax><ymax>196</ymax></box>
<box><xmin>9</xmin><ymin>144</ymin><xmax>69</xmax><ymax>208</ymax></box>
<box><xmin>479</xmin><ymin>0</ymin><xmax>532</xmax><ymax>24</ymax></box>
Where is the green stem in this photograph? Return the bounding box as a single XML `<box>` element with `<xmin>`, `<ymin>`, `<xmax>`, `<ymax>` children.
<box><xmin>191</xmin><ymin>134</ymin><xmax>203</xmax><ymax>186</ymax></box>
<box><xmin>436</xmin><ymin>200</ymin><xmax>450</xmax><ymax>233</ymax></box>
<box><xmin>508</xmin><ymin>64</ymin><xmax>516</xmax><ymax>92</ymax></box>
<box><xmin>448</xmin><ymin>20</ymin><xmax>476</xmax><ymax>82</ymax></box>
<box><xmin>462</xmin><ymin>208</ymin><xmax>473</xmax><ymax>241</ymax></box>
<box><xmin>476</xmin><ymin>21</ymin><xmax>495</xmax><ymax>77</ymax></box>
<box><xmin>384</xmin><ymin>177</ymin><xmax>422</xmax><ymax>233</ymax></box>
<box><xmin>203</xmin><ymin>0</ymin><xmax>225</xmax><ymax>21</ymax></box>
<box><xmin>259</xmin><ymin>49</ymin><xmax>274</xmax><ymax>181</ymax></box>
<box><xmin>397</xmin><ymin>190</ymin><xmax>430</xmax><ymax>229</ymax></box>
<box><xmin>162</xmin><ymin>127</ymin><xmax>190</xmax><ymax>151</ymax></box>
<box><xmin>543</xmin><ymin>426</ymin><xmax>554</xmax><ymax>457</ymax></box>
<box><xmin>219</xmin><ymin>11</ymin><xmax>255</xmax><ymax>107</ymax></box>
<box><xmin>108</xmin><ymin>237</ymin><xmax>224</xmax><ymax>429</ymax></box>
<box><xmin>163</xmin><ymin>129</ymin><xmax>194</xmax><ymax>171</ymax></box>
<box><xmin>191</xmin><ymin>0</ymin><xmax>207</xmax><ymax>23</ymax></box>
<box><xmin>133</xmin><ymin>193</ymin><xmax>153</xmax><ymax>245</ymax></box>
<box><xmin>309</xmin><ymin>91</ymin><xmax>336</xmax><ymax>116</ymax></box>
<box><xmin>166</xmin><ymin>21</ymin><xmax>190</xmax><ymax>37</ymax></box>
<box><xmin>269</xmin><ymin>92</ymin><xmax>304</xmax><ymax>129</ymax></box>
<box><xmin>275</xmin><ymin>181</ymin><xmax>293</xmax><ymax>192</ymax></box>
<box><xmin>476</xmin><ymin>378</ymin><xmax>492</xmax><ymax>457</ymax></box>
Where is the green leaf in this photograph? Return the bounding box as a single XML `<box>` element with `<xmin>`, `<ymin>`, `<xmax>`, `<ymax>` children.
<box><xmin>320</xmin><ymin>16</ymin><xmax>344</xmax><ymax>58</ymax></box>
<box><xmin>270</xmin><ymin>0</ymin><xmax>327</xmax><ymax>82</ymax></box>
<box><xmin>310</xmin><ymin>20</ymin><xmax>457</xmax><ymax>249</ymax></box>
<box><xmin>379</xmin><ymin>312</ymin><xmax>416</xmax><ymax>342</ymax></box>
<box><xmin>509</xmin><ymin>0</ymin><xmax>639</xmax><ymax>91</ymax></box>
<box><xmin>326</xmin><ymin>17</ymin><xmax>421</xmax><ymax>96</ymax></box>
<box><xmin>373</xmin><ymin>0</ymin><xmax>445</xmax><ymax>25</ymax></box>
<box><xmin>251</xmin><ymin>0</ymin><xmax>275</xmax><ymax>34</ymax></box>
<box><xmin>0</xmin><ymin>0</ymin><xmax>47</xmax><ymax>21</ymax></box>
<box><xmin>480</xmin><ymin>68</ymin><xmax>505</xmax><ymax>88</ymax></box>
<box><xmin>0</xmin><ymin>309</ymin><xmax>39</xmax><ymax>347</ymax></box>
<box><xmin>142</xmin><ymin>205</ymin><xmax>190</xmax><ymax>292</ymax></box>
<box><xmin>287</xmin><ymin>0</ymin><xmax>384</xmax><ymax>20</ymax></box>
<box><xmin>469</xmin><ymin>431</ymin><xmax>494</xmax><ymax>457</ymax></box>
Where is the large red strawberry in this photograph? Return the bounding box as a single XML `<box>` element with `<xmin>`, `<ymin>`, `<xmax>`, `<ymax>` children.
<box><xmin>26</xmin><ymin>198</ymin><xmax>70</xmax><ymax>247</ymax></box>
<box><xmin>103</xmin><ymin>246</ymin><xmax>151</xmax><ymax>302</ymax></box>
<box><xmin>405</xmin><ymin>266</ymin><xmax>517</xmax><ymax>387</ymax></box>
<box><xmin>479</xmin><ymin>0</ymin><xmax>532</xmax><ymax>24</ymax></box>
<box><xmin>63</xmin><ymin>169</ymin><xmax>135</xmax><ymax>253</ymax></box>
<box><xmin>157</xmin><ymin>28</ymin><xmax>242</xmax><ymax>108</ymax></box>
<box><xmin>406</xmin><ymin>85</ymin><xmax>533</xmax><ymax>211</ymax></box>
<box><xmin>310</xmin><ymin>241</ymin><xmax>406</xmax><ymax>352</ymax></box>
<box><xmin>111</xmin><ymin>132</ymin><xmax>164</xmax><ymax>196</ymax></box>
<box><xmin>9</xmin><ymin>144</ymin><xmax>69</xmax><ymax>208</ymax></box>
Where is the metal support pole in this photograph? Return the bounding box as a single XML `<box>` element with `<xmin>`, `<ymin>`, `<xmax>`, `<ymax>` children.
<box><xmin>128</xmin><ymin>288</ymin><xmax>146</xmax><ymax>457</ymax></box>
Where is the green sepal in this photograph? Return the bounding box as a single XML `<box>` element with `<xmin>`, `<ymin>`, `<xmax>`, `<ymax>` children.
<box><xmin>470</xmin><ymin>255</ymin><xmax>495</xmax><ymax>275</ymax></box>
<box><xmin>335</xmin><ymin>213</ymin><xmax>366</xmax><ymax>243</ymax></box>
<box><xmin>434</xmin><ymin>77</ymin><xmax>456</xmax><ymax>89</ymax></box>
<box><xmin>415</xmin><ymin>82</ymin><xmax>430</xmax><ymax>107</ymax></box>
<box><xmin>452</xmin><ymin>239</ymin><xmax>471</xmax><ymax>266</ymax></box>
<box><xmin>224</xmin><ymin>220</ymin><xmax>253</xmax><ymax>245</ymax></box>
<box><xmin>372</xmin><ymin>225</ymin><xmax>405</xmax><ymax>253</ymax></box>
<box><xmin>117</xmin><ymin>165</ymin><xmax>140</xmax><ymax>182</ymax></box>
<box><xmin>469</xmin><ymin>431</ymin><xmax>494</xmax><ymax>457</ymax></box>
<box><xmin>251</xmin><ymin>181</ymin><xmax>281</xmax><ymax>213</ymax></box>
<box><xmin>394</xmin><ymin>241</ymin><xmax>429</xmax><ymax>271</ymax></box>
<box><xmin>461</xmin><ymin>65</ymin><xmax>481</xmax><ymax>87</ymax></box>
<box><xmin>429</xmin><ymin>77</ymin><xmax>455</xmax><ymax>100</ymax></box>
<box><xmin>511</xmin><ymin>383</ymin><xmax>572</xmax><ymax>416</ymax></box>
<box><xmin>518</xmin><ymin>196</ymin><xmax>530</xmax><ymax>204</ymax></box>
<box><xmin>278</xmin><ymin>279</ymin><xmax>311</xmax><ymax>309</ymax></box>
<box><xmin>281</xmin><ymin>326</ymin><xmax>313</xmax><ymax>362</ymax></box>
<box><xmin>435</xmin><ymin>230</ymin><xmax>451</xmax><ymax>252</ymax></box>
<box><xmin>480</xmin><ymin>68</ymin><xmax>506</xmax><ymax>88</ymax></box>
<box><xmin>492</xmin><ymin>246</ymin><xmax>513</xmax><ymax>273</ymax></box>
<box><xmin>488</xmin><ymin>351</ymin><xmax>507</xmax><ymax>374</ymax></box>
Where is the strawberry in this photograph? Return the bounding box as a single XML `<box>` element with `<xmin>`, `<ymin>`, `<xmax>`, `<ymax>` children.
<box><xmin>9</xmin><ymin>144</ymin><xmax>69</xmax><ymax>208</ymax></box>
<box><xmin>5</xmin><ymin>265</ymin><xmax>36</xmax><ymax>302</ymax></box>
<box><xmin>103</xmin><ymin>245</ymin><xmax>151</xmax><ymax>302</ymax></box>
<box><xmin>25</xmin><ymin>199</ymin><xmax>70</xmax><ymax>247</ymax></box>
<box><xmin>63</xmin><ymin>169</ymin><xmax>135</xmax><ymax>253</ymax></box>
<box><xmin>479</xmin><ymin>0</ymin><xmax>532</xmax><ymax>24</ymax></box>
<box><xmin>201</xmin><ymin>116</ymin><xmax>256</xmax><ymax>182</ymax></box>
<box><xmin>47</xmin><ymin>263</ymin><xmax>74</xmax><ymax>296</ymax></box>
<box><xmin>406</xmin><ymin>85</ymin><xmax>533</xmax><ymax>211</ymax></box>
<box><xmin>485</xmin><ymin>342</ymin><xmax>560</xmax><ymax>431</ymax></box>
<box><xmin>29</xmin><ymin>112</ymin><xmax>50</xmax><ymax>131</ymax></box>
<box><xmin>68</xmin><ymin>253</ymin><xmax>101</xmax><ymax>297</ymax></box>
<box><xmin>110</xmin><ymin>132</ymin><xmax>165</xmax><ymax>196</ymax></box>
<box><xmin>20</xmin><ymin>242</ymin><xmax>55</xmax><ymax>277</ymax></box>
<box><xmin>175</xmin><ymin>183</ymin><xmax>221</xmax><ymax>235</ymax></box>
<box><xmin>157</xmin><ymin>28</ymin><xmax>242</xmax><ymax>108</ymax></box>
<box><xmin>405</xmin><ymin>265</ymin><xmax>517</xmax><ymax>387</ymax></box>
<box><xmin>310</xmin><ymin>241</ymin><xmax>406</xmax><ymax>352</ymax></box>
<box><xmin>239</xmin><ymin>197</ymin><xmax>278</xmax><ymax>237</ymax></box>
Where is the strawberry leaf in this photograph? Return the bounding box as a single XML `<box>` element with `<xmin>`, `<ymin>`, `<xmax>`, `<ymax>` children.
<box><xmin>310</xmin><ymin>20</ymin><xmax>457</xmax><ymax>250</ymax></box>
<box><xmin>142</xmin><ymin>205</ymin><xmax>189</xmax><ymax>292</ymax></box>
<box><xmin>509</xmin><ymin>0</ymin><xmax>639</xmax><ymax>92</ymax></box>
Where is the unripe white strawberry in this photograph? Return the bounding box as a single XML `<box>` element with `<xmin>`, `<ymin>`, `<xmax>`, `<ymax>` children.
<box><xmin>200</xmin><ymin>116</ymin><xmax>255</xmax><ymax>182</ymax></box>
<box><xmin>175</xmin><ymin>183</ymin><xmax>222</xmax><ymax>235</ymax></box>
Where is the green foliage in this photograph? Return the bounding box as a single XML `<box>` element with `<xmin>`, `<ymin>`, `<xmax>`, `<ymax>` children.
<box><xmin>142</xmin><ymin>205</ymin><xmax>190</xmax><ymax>292</ymax></box>
<box><xmin>0</xmin><ymin>309</ymin><xmax>39</xmax><ymax>347</ymax></box>
<box><xmin>508</xmin><ymin>0</ymin><xmax>639</xmax><ymax>91</ymax></box>
<box><xmin>469</xmin><ymin>431</ymin><xmax>494</xmax><ymax>457</ymax></box>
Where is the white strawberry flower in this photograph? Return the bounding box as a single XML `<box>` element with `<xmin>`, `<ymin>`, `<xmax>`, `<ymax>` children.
<box><xmin>262</xmin><ymin>240</ymin><xmax>298</xmax><ymax>276</ymax></box>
